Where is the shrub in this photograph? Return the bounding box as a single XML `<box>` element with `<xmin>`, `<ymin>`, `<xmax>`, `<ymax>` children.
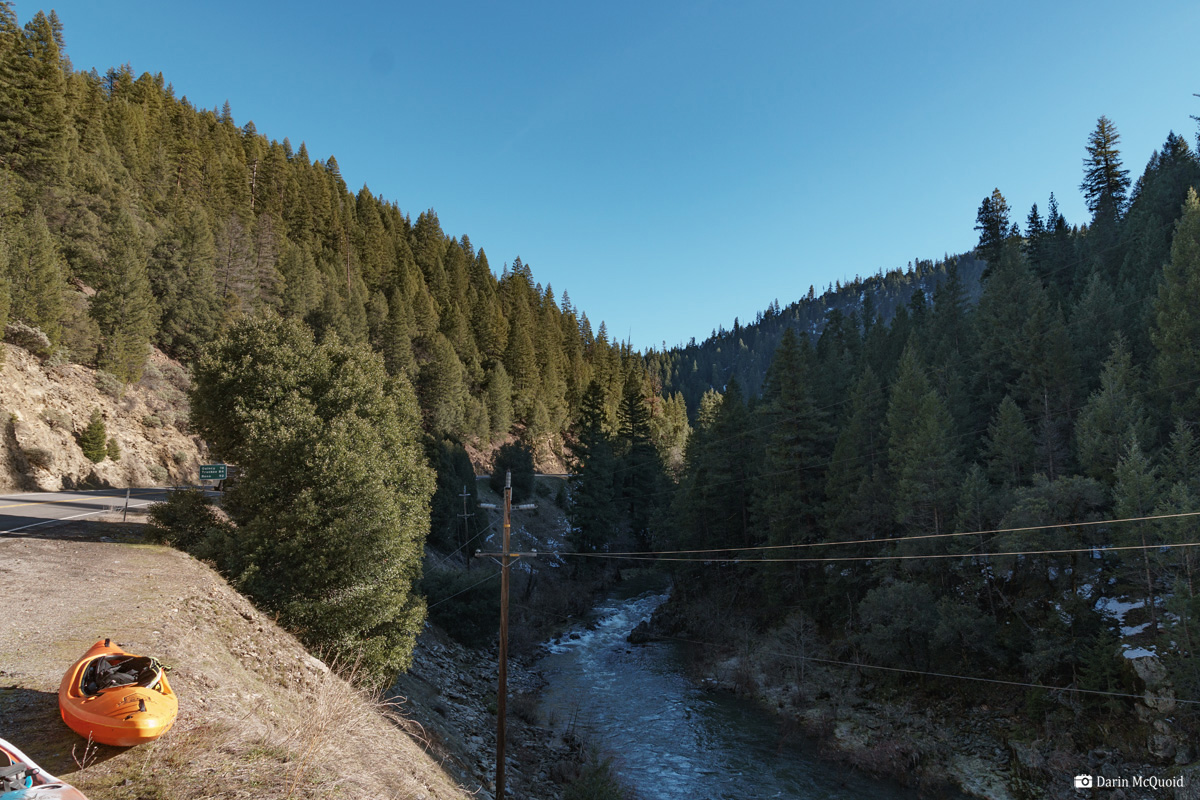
<box><xmin>148</xmin><ymin>489</ymin><xmax>234</xmax><ymax>556</ymax></box>
<box><xmin>22</xmin><ymin>447</ymin><xmax>53</xmax><ymax>470</ymax></box>
<box><xmin>172</xmin><ymin>449</ymin><xmax>190</xmax><ymax>465</ymax></box>
<box><xmin>490</xmin><ymin>441</ymin><xmax>535</xmax><ymax>502</ymax></box>
<box><xmin>142</xmin><ymin>414</ymin><xmax>164</xmax><ymax>428</ymax></box>
<box><xmin>564</xmin><ymin>753</ymin><xmax>632</xmax><ymax>800</ymax></box>
<box><xmin>4</xmin><ymin>321</ymin><xmax>52</xmax><ymax>357</ymax></box>
<box><xmin>107</xmin><ymin>437</ymin><xmax>121</xmax><ymax>462</ymax></box>
<box><xmin>40</xmin><ymin>408</ymin><xmax>72</xmax><ymax>430</ymax></box>
<box><xmin>79</xmin><ymin>409</ymin><xmax>108</xmax><ymax>463</ymax></box>
<box><xmin>94</xmin><ymin>370</ymin><xmax>124</xmax><ymax>399</ymax></box>
<box><xmin>148</xmin><ymin>464</ymin><xmax>169</xmax><ymax>483</ymax></box>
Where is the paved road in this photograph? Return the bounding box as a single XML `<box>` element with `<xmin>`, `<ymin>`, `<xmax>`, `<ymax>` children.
<box><xmin>0</xmin><ymin>488</ymin><xmax>174</xmax><ymax>535</ymax></box>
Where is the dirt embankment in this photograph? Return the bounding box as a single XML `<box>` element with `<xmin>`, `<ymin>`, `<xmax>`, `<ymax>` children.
<box><xmin>0</xmin><ymin>515</ymin><xmax>471</xmax><ymax>800</ymax></box>
<box><xmin>0</xmin><ymin>342</ymin><xmax>205</xmax><ymax>492</ymax></box>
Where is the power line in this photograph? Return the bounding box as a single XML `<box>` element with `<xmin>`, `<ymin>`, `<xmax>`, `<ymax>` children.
<box><xmin>510</xmin><ymin>603</ymin><xmax>1200</xmax><ymax>707</ymax></box>
<box><xmin>434</xmin><ymin>518</ymin><xmax>498</xmax><ymax>565</ymax></box>
<box><xmin>521</xmin><ymin>539</ymin><xmax>1200</xmax><ymax>564</ymax></box>
<box><xmin>569</xmin><ymin>510</ymin><xmax>1200</xmax><ymax>557</ymax></box>
<box><xmin>426</xmin><ymin>569</ymin><xmax>500</xmax><ymax>610</ymax></box>
<box><xmin>649</xmin><ymin>631</ymin><xmax>1200</xmax><ymax>706</ymax></box>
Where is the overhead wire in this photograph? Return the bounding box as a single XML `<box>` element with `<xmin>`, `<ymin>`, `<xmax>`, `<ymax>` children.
<box><xmin>652</xmin><ymin>630</ymin><xmax>1200</xmax><ymax>706</ymax></box>
<box><xmin>426</xmin><ymin>569</ymin><xmax>501</xmax><ymax>610</ymax></box>
<box><xmin>553</xmin><ymin>510</ymin><xmax>1200</xmax><ymax>557</ymax></box>
<box><xmin>434</xmin><ymin>518</ymin><xmax>498</xmax><ymax>565</ymax></box>
<box><xmin>510</xmin><ymin>603</ymin><xmax>1200</xmax><ymax>706</ymax></box>
<box><xmin>554</xmin><ymin>539</ymin><xmax>1200</xmax><ymax>564</ymax></box>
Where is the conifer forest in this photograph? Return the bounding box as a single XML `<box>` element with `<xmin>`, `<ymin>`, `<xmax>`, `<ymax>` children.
<box><xmin>4</xmin><ymin>2</ymin><xmax>1200</xmax><ymax>769</ymax></box>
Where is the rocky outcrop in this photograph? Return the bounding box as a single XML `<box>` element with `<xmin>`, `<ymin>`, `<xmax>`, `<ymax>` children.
<box><xmin>395</xmin><ymin>627</ymin><xmax>585</xmax><ymax>800</ymax></box>
<box><xmin>0</xmin><ymin>343</ymin><xmax>205</xmax><ymax>491</ymax></box>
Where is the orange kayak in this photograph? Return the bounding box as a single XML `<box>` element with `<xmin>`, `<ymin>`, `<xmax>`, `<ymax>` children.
<box><xmin>0</xmin><ymin>736</ymin><xmax>90</xmax><ymax>798</ymax></box>
<box><xmin>58</xmin><ymin>639</ymin><xmax>178</xmax><ymax>747</ymax></box>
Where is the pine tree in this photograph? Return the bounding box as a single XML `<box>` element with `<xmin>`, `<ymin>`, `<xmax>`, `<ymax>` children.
<box><xmin>1081</xmin><ymin>116</ymin><xmax>1131</xmax><ymax>220</ymax></box>
<box><xmin>1074</xmin><ymin>335</ymin><xmax>1151</xmax><ymax>484</ymax></box>
<box><xmin>569</xmin><ymin>381</ymin><xmax>618</xmax><ymax>554</ymax></box>
<box><xmin>484</xmin><ymin>362</ymin><xmax>513</xmax><ymax>439</ymax></box>
<box><xmin>1069</xmin><ymin>273</ymin><xmax>1123</xmax><ymax>397</ymax></box>
<box><xmin>1152</xmin><ymin>188</ymin><xmax>1200</xmax><ymax>423</ymax></box>
<box><xmin>617</xmin><ymin>370</ymin><xmax>661</xmax><ymax>548</ymax></box>
<box><xmin>886</xmin><ymin>345</ymin><xmax>958</xmax><ymax>533</ymax></box>
<box><xmin>0</xmin><ymin>9</ymin><xmax>68</xmax><ymax>189</ymax></box>
<box><xmin>8</xmin><ymin>205</ymin><xmax>66</xmax><ymax>343</ymax></box>
<box><xmin>753</xmin><ymin>329</ymin><xmax>829</xmax><ymax>547</ymax></box>
<box><xmin>825</xmin><ymin>365</ymin><xmax>891</xmax><ymax>540</ymax></box>
<box><xmin>90</xmin><ymin>211</ymin><xmax>159</xmax><ymax>382</ymax></box>
<box><xmin>983</xmin><ymin>395</ymin><xmax>1035</xmax><ymax>486</ymax></box>
<box><xmin>79</xmin><ymin>408</ymin><xmax>107</xmax><ymax>462</ymax></box>
<box><xmin>189</xmin><ymin>314</ymin><xmax>434</xmax><ymax>680</ymax></box>
<box><xmin>975</xmin><ymin>188</ymin><xmax>1011</xmax><ymax>275</ymax></box>
<box><xmin>1112</xmin><ymin>436</ymin><xmax>1161</xmax><ymax>630</ymax></box>
<box><xmin>149</xmin><ymin>207</ymin><xmax>222</xmax><ymax>359</ymax></box>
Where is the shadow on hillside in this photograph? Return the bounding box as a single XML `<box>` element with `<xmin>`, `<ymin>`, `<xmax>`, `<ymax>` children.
<box><xmin>2</xmin><ymin>517</ymin><xmax>153</xmax><ymax>544</ymax></box>
<box><xmin>0</xmin><ymin>686</ymin><xmax>126</xmax><ymax>776</ymax></box>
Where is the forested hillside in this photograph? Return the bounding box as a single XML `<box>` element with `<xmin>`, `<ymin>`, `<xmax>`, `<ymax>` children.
<box><xmin>0</xmin><ymin>4</ymin><xmax>692</xmax><ymax>679</ymax></box>
<box><xmin>647</xmin><ymin>252</ymin><xmax>986</xmax><ymax>410</ymax></box>
<box><xmin>0</xmin><ymin>6</ymin><xmax>689</xmax><ymax>475</ymax></box>
<box><xmin>636</xmin><ymin>111</ymin><xmax>1200</xmax><ymax>759</ymax></box>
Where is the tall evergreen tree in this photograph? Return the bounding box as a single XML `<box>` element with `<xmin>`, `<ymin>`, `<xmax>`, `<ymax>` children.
<box><xmin>982</xmin><ymin>395</ymin><xmax>1035</xmax><ymax>487</ymax></box>
<box><xmin>8</xmin><ymin>205</ymin><xmax>66</xmax><ymax>343</ymax></box>
<box><xmin>753</xmin><ymin>329</ymin><xmax>829</xmax><ymax>548</ymax></box>
<box><xmin>886</xmin><ymin>345</ymin><xmax>958</xmax><ymax>533</ymax></box>
<box><xmin>569</xmin><ymin>380</ymin><xmax>618</xmax><ymax>554</ymax></box>
<box><xmin>975</xmin><ymin>188</ymin><xmax>1011</xmax><ymax>276</ymax></box>
<box><xmin>1081</xmin><ymin>115</ymin><xmax>1131</xmax><ymax>220</ymax></box>
<box><xmin>189</xmin><ymin>315</ymin><xmax>433</xmax><ymax>679</ymax></box>
<box><xmin>149</xmin><ymin>207</ymin><xmax>222</xmax><ymax>359</ymax></box>
<box><xmin>1074</xmin><ymin>335</ymin><xmax>1151</xmax><ymax>484</ymax></box>
<box><xmin>90</xmin><ymin>211</ymin><xmax>159</xmax><ymax>381</ymax></box>
<box><xmin>617</xmin><ymin>369</ymin><xmax>661</xmax><ymax>548</ymax></box>
<box><xmin>1152</xmin><ymin>188</ymin><xmax>1200</xmax><ymax>424</ymax></box>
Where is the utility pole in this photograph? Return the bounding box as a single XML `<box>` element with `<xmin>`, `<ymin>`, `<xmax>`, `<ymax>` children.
<box><xmin>458</xmin><ymin>485</ymin><xmax>473</xmax><ymax>571</ymax></box>
<box><xmin>476</xmin><ymin>470</ymin><xmax>535</xmax><ymax>800</ymax></box>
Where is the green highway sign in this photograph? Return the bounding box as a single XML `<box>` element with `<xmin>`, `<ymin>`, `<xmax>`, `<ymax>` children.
<box><xmin>199</xmin><ymin>464</ymin><xmax>227</xmax><ymax>481</ymax></box>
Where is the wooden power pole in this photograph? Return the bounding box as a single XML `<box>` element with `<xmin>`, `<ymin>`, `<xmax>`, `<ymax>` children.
<box><xmin>476</xmin><ymin>470</ymin><xmax>535</xmax><ymax>800</ymax></box>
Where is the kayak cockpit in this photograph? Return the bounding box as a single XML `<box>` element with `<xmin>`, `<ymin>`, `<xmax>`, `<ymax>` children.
<box><xmin>81</xmin><ymin>655</ymin><xmax>164</xmax><ymax>696</ymax></box>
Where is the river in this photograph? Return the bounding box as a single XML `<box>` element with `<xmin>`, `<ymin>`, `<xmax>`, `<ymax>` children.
<box><xmin>536</xmin><ymin>583</ymin><xmax>941</xmax><ymax>800</ymax></box>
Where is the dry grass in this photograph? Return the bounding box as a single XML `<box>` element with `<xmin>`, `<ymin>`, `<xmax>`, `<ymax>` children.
<box><xmin>1</xmin><ymin>534</ymin><xmax>470</xmax><ymax>800</ymax></box>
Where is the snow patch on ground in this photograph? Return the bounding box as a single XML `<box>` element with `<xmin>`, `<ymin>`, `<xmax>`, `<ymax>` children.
<box><xmin>1122</xmin><ymin>646</ymin><xmax>1156</xmax><ymax>659</ymax></box>
<box><xmin>1095</xmin><ymin>596</ymin><xmax>1143</xmax><ymax>624</ymax></box>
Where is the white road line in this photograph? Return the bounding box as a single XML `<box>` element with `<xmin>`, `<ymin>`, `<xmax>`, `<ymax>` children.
<box><xmin>0</xmin><ymin>500</ymin><xmax>157</xmax><ymax>535</ymax></box>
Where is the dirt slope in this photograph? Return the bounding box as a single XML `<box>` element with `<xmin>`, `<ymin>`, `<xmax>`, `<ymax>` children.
<box><xmin>0</xmin><ymin>343</ymin><xmax>205</xmax><ymax>492</ymax></box>
<box><xmin>0</xmin><ymin>514</ymin><xmax>470</xmax><ymax>800</ymax></box>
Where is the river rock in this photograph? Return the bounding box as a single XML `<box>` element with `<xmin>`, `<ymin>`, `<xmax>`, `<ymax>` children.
<box><xmin>1149</xmin><ymin>720</ymin><xmax>1178</xmax><ymax>763</ymax></box>
<box><xmin>1130</xmin><ymin>653</ymin><xmax>1167</xmax><ymax>687</ymax></box>
<box><xmin>1175</xmin><ymin>765</ymin><xmax>1200</xmax><ymax>799</ymax></box>
<box><xmin>627</xmin><ymin>619</ymin><xmax>654</xmax><ymax>643</ymax></box>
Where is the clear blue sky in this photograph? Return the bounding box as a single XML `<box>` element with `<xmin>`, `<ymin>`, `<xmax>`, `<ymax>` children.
<box><xmin>32</xmin><ymin>0</ymin><xmax>1200</xmax><ymax>351</ymax></box>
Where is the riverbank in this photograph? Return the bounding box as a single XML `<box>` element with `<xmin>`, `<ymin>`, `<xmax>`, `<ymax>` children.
<box><xmin>639</xmin><ymin>594</ymin><xmax>1200</xmax><ymax>800</ymax></box>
